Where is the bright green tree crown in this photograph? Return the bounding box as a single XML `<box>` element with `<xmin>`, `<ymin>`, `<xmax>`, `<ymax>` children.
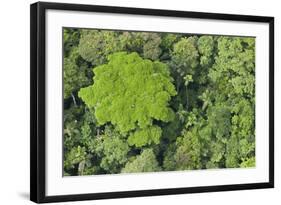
<box><xmin>79</xmin><ymin>52</ymin><xmax>177</xmax><ymax>135</ymax></box>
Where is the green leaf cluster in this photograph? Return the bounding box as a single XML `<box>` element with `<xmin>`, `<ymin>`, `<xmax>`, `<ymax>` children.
<box><xmin>78</xmin><ymin>52</ymin><xmax>176</xmax><ymax>147</ymax></box>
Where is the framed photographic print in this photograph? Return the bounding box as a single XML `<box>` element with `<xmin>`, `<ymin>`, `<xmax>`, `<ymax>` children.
<box><xmin>30</xmin><ymin>1</ymin><xmax>274</xmax><ymax>203</ymax></box>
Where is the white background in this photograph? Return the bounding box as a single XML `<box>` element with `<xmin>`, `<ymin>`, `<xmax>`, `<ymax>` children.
<box><xmin>0</xmin><ymin>0</ymin><xmax>279</xmax><ymax>204</ymax></box>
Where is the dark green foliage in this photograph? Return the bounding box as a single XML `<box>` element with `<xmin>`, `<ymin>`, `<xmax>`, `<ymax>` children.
<box><xmin>63</xmin><ymin>28</ymin><xmax>256</xmax><ymax>175</ymax></box>
<box><xmin>64</xmin><ymin>28</ymin><xmax>80</xmax><ymax>57</ymax></box>
<box><xmin>119</xmin><ymin>32</ymin><xmax>162</xmax><ymax>60</ymax></box>
<box><xmin>172</xmin><ymin>36</ymin><xmax>199</xmax><ymax>77</ymax></box>
<box><xmin>90</xmin><ymin>127</ymin><xmax>130</xmax><ymax>173</ymax></box>
<box><xmin>122</xmin><ymin>149</ymin><xmax>161</xmax><ymax>173</ymax></box>
<box><xmin>163</xmin><ymin>130</ymin><xmax>201</xmax><ymax>171</ymax></box>
<box><xmin>78</xmin><ymin>30</ymin><xmax>125</xmax><ymax>65</ymax></box>
<box><xmin>142</xmin><ymin>33</ymin><xmax>162</xmax><ymax>60</ymax></box>
<box><xmin>198</xmin><ymin>36</ymin><xmax>215</xmax><ymax>67</ymax></box>
<box><xmin>64</xmin><ymin>48</ymin><xmax>91</xmax><ymax>99</ymax></box>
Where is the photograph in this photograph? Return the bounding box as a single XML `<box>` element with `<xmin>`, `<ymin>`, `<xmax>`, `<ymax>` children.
<box><xmin>30</xmin><ymin>2</ymin><xmax>274</xmax><ymax>202</ymax></box>
<box><xmin>63</xmin><ymin>28</ymin><xmax>256</xmax><ymax>176</ymax></box>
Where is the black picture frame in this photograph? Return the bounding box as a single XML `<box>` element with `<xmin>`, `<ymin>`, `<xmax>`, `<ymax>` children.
<box><xmin>30</xmin><ymin>1</ymin><xmax>274</xmax><ymax>203</ymax></box>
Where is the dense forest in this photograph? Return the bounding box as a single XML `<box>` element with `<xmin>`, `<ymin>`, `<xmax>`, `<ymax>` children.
<box><xmin>63</xmin><ymin>28</ymin><xmax>255</xmax><ymax>176</ymax></box>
